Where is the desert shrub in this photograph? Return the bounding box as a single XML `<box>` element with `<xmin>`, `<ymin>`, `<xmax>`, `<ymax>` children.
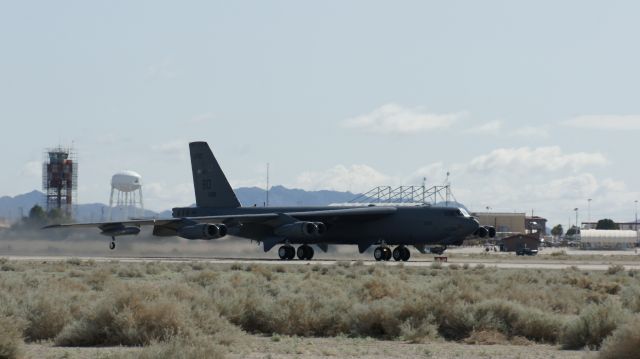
<box><xmin>23</xmin><ymin>292</ymin><xmax>71</xmax><ymax>341</ymax></box>
<box><xmin>560</xmin><ymin>301</ymin><xmax>624</xmax><ymax>349</ymax></box>
<box><xmin>55</xmin><ymin>285</ymin><xmax>188</xmax><ymax>346</ymax></box>
<box><xmin>606</xmin><ymin>264</ymin><xmax>625</xmax><ymax>275</ymax></box>
<box><xmin>399</xmin><ymin>315</ymin><xmax>439</xmax><ymax>343</ymax></box>
<box><xmin>433</xmin><ymin>301</ymin><xmax>475</xmax><ymax>340</ymax></box>
<box><xmin>430</xmin><ymin>261</ymin><xmax>443</xmax><ymax>269</ymax></box>
<box><xmin>620</xmin><ymin>285</ymin><xmax>640</xmax><ymax>313</ymax></box>
<box><xmin>85</xmin><ymin>268</ymin><xmax>113</xmax><ymax>290</ymax></box>
<box><xmin>551</xmin><ymin>250</ymin><xmax>568</xmax><ymax>257</ymax></box>
<box><xmin>350</xmin><ymin>299</ymin><xmax>403</xmax><ymax>338</ymax></box>
<box><xmin>117</xmin><ymin>265</ymin><xmax>144</xmax><ymax>278</ymax></box>
<box><xmin>472</xmin><ymin>299</ymin><xmax>561</xmax><ymax>343</ymax></box>
<box><xmin>0</xmin><ymin>316</ymin><xmax>22</xmax><ymax>359</ymax></box>
<box><xmin>598</xmin><ymin>314</ymin><xmax>640</xmax><ymax>359</ymax></box>
<box><xmin>66</xmin><ymin>258</ymin><xmax>82</xmax><ymax>266</ymax></box>
<box><xmin>229</xmin><ymin>263</ymin><xmax>242</xmax><ymax>271</ymax></box>
<box><xmin>144</xmin><ymin>262</ymin><xmax>165</xmax><ymax>275</ymax></box>
<box><xmin>186</xmin><ymin>270</ymin><xmax>219</xmax><ymax>287</ymax></box>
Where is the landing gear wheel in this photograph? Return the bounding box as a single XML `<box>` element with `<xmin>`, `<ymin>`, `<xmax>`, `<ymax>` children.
<box><xmin>382</xmin><ymin>247</ymin><xmax>392</xmax><ymax>261</ymax></box>
<box><xmin>109</xmin><ymin>241</ymin><xmax>116</xmax><ymax>250</ymax></box>
<box><xmin>297</xmin><ymin>245</ymin><xmax>315</xmax><ymax>260</ymax></box>
<box><xmin>374</xmin><ymin>247</ymin><xmax>384</xmax><ymax>261</ymax></box>
<box><xmin>393</xmin><ymin>247</ymin><xmax>403</xmax><ymax>261</ymax></box>
<box><xmin>401</xmin><ymin>247</ymin><xmax>410</xmax><ymax>261</ymax></box>
<box><xmin>279</xmin><ymin>245</ymin><xmax>295</xmax><ymax>260</ymax></box>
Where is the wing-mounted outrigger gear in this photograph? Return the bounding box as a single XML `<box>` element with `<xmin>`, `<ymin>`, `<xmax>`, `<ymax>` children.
<box><xmin>98</xmin><ymin>223</ymin><xmax>141</xmax><ymax>250</ymax></box>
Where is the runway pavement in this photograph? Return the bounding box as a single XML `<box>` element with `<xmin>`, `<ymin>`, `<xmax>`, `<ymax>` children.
<box><xmin>4</xmin><ymin>254</ymin><xmax>640</xmax><ymax>271</ymax></box>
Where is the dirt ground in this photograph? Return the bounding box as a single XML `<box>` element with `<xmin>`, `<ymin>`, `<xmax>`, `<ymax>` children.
<box><xmin>24</xmin><ymin>335</ymin><xmax>590</xmax><ymax>359</ymax></box>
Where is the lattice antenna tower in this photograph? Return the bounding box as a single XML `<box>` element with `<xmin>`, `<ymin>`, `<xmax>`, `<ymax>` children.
<box><xmin>42</xmin><ymin>146</ymin><xmax>78</xmax><ymax>217</ymax></box>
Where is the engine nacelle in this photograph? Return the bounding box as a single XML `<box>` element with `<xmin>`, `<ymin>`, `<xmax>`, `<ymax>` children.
<box><xmin>474</xmin><ymin>226</ymin><xmax>488</xmax><ymax>238</ymax></box>
<box><xmin>177</xmin><ymin>224</ymin><xmax>227</xmax><ymax>240</ymax></box>
<box><xmin>274</xmin><ymin>221</ymin><xmax>319</xmax><ymax>238</ymax></box>
<box><xmin>314</xmin><ymin>222</ymin><xmax>327</xmax><ymax>236</ymax></box>
<box><xmin>486</xmin><ymin>226</ymin><xmax>496</xmax><ymax>238</ymax></box>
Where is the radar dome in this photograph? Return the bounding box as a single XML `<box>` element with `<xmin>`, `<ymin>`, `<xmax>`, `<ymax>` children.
<box><xmin>111</xmin><ymin>170</ymin><xmax>142</xmax><ymax>192</ymax></box>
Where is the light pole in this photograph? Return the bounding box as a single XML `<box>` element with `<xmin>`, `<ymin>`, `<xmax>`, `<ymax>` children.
<box><xmin>635</xmin><ymin>200</ymin><xmax>638</xmax><ymax>245</ymax></box>
<box><xmin>574</xmin><ymin>208</ymin><xmax>579</xmax><ymax>235</ymax></box>
<box><xmin>588</xmin><ymin>198</ymin><xmax>592</xmax><ymax>228</ymax></box>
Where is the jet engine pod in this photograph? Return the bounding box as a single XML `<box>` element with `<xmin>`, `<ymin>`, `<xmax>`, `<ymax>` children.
<box><xmin>177</xmin><ymin>224</ymin><xmax>226</xmax><ymax>240</ymax></box>
<box><xmin>474</xmin><ymin>226</ymin><xmax>488</xmax><ymax>238</ymax></box>
<box><xmin>485</xmin><ymin>226</ymin><xmax>496</xmax><ymax>238</ymax></box>
<box><xmin>314</xmin><ymin>222</ymin><xmax>327</xmax><ymax>236</ymax></box>
<box><xmin>274</xmin><ymin>221</ymin><xmax>318</xmax><ymax>238</ymax></box>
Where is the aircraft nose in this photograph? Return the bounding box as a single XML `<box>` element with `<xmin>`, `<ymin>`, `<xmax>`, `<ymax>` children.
<box><xmin>467</xmin><ymin>218</ymin><xmax>480</xmax><ymax>234</ymax></box>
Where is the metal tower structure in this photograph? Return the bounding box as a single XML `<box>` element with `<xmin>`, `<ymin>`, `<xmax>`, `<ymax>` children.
<box><xmin>348</xmin><ymin>184</ymin><xmax>456</xmax><ymax>206</ymax></box>
<box><xmin>42</xmin><ymin>147</ymin><xmax>77</xmax><ymax>217</ymax></box>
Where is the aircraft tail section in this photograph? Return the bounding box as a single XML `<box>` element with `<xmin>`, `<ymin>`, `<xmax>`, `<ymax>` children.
<box><xmin>189</xmin><ymin>142</ymin><xmax>241</xmax><ymax>208</ymax></box>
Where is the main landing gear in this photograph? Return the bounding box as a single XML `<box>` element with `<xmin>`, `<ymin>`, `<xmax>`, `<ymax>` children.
<box><xmin>278</xmin><ymin>245</ymin><xmax>314</xmax><ymax>260</ymax></box>
<box><xmin>109</xmin><ymin>237</ymin><xmax>116</xmax><ymax>250</ymax></box>
<box><xmin>374</xmin><ymin>246</ymin><xmax>410</xmax><ymax>262</ymax></box>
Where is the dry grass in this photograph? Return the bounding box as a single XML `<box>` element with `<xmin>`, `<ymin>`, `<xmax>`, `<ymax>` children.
<box><xmin>0</xmin><ymin>258</ymin><xmax>638</xmax><ymax>355</ymax></box>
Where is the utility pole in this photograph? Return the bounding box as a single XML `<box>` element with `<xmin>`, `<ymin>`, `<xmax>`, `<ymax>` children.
<box><xmin>266</xmin><ymin>163</ymin><xmax>270</xmax><ymax>207</ymax></box>
<box><xmin>574</xmin><ymin>208</ymin><xmax>579</xmax><ymax>235</ymax></box>
<box><xmin>588</xmin><ymin>198</ymin><xmax>592</xmax><ymax>227</ymax></box>
<box><xmin>635</xmin><ymin>200</ymin><xmax>638</xmax><ymax>245</ymax></box>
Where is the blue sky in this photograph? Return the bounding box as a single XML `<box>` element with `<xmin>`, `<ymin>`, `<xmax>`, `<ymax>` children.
<box><xmin>1</xmin><ymin>1</ymin><xmax>639</xmax><ymax>227</ymax></box>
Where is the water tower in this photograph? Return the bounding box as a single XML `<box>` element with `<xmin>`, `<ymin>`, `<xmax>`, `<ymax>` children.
<box><xmin>108</xmin><ymin>170</ymin><xmax>144</xmax><ymax>220</ymax></box>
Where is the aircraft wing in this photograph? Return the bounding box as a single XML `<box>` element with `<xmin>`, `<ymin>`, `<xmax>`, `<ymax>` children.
<box><xmin>44</xmin><ymin>206</ymin><xmax>396</xmax><ymax>230</ymax></box>
<box><xmin>42</xmin><ymin>213</ymin><xmax>280</xmax><ymax>230</ymax></box>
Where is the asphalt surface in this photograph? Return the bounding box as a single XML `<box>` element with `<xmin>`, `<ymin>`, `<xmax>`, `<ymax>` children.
<box><xmin>5</xmin><ymin>254</ymin><xmax>640</xmax><ymax>271</ymax></box>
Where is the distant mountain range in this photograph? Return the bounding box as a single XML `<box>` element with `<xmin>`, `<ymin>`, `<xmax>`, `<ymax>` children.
<box><xmin>0</xmin><ymin>186</ymin><xmax>468</xmax><ymax>224</ymax></box>
<box><xmin>0</xmin><ymin>186</ymin><xmax>359</xmax><ymax>222</ymax></box>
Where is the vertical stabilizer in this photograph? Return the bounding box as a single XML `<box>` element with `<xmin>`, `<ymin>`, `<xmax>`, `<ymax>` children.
<box><xmin>189</xmin><ymin>142</ymin><xmax>241</xmax><ymax>208</ymax></box>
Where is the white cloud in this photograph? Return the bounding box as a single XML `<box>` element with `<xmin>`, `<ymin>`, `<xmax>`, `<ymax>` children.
<box><xmin>343</xmin><ymin>103</ymin><xmax>465</xmax><ymax>135</ymax></box>
<box><xmin>563</xmin><ymin>115</ymin><xmax>640</xmax><ymax>130</ymax></box>
<box><xmin>293</xmin><ymin>164</ymin><xmax>392</xmax><ymax>193</ymax></box>
<box><xmin>466</xmin><ymin>147</ymin><xmax>607</xmax><ymax>174</ymax></box>
<box><xmin>145</xmin><ymin>181</ymin><xmax>194</xmax><ymax>208</ymax></box>
<box><xmin>466</xmin><ymin>120</ymin><xmax>502</xmax><ymax>134</ymax></box>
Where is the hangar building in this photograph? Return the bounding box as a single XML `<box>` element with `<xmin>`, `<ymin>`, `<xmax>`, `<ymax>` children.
<box><xmin>580</xmin><ymin>229</ymin><xmax>638</xmax><ymax>250</ymax></box>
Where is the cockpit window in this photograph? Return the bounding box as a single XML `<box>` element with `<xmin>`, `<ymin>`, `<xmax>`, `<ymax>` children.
<box><xmin>458</xmin><ymin>208</ymin><xmax>470</xmax><ymax>217</ymax></box>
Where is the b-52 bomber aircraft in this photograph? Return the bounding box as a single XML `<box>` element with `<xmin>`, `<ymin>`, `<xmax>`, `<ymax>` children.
<box><xmin>45</xmin><ymin>141</ymin><xmax>495</xmax><ymax>261</ymax></box>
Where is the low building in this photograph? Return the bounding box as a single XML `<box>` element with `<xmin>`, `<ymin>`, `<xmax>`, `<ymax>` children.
<box><xmin>498</xmin><ymin>234</ymin><xmax>541</xmax><ymax>252</ymax></box>
<box><xmin>580</xmin><ymin>229</ymin><xmax>639</xmax><ymax>250</ymax></box>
